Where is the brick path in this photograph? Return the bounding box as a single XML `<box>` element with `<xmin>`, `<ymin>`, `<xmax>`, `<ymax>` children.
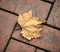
<box><xmin>0</xmin><ymin>0</ymin><xmax>60</xmax><ymax>52</ymax></box>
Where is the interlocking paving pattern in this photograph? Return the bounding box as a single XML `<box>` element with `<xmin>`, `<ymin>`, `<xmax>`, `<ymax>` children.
<box><xmin>0</xmin><ymin>11</ymin><xmax>17</xmax><ymax>52</ymax></box>
<box><xmin>6</xmin><ymin>40</ymin><xmax>34</xmax><ymax>52</ymax></box>
<box><xmin>0</xmin><ymin>0</ymin><xmax>60</xmax><ymax>52</ymax></box>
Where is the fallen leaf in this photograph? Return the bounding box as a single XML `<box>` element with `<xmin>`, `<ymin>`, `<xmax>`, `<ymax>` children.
<box><xmin>18</xmin><ymin>10</ymin><xmax>45</xmax><ymax>40</ymax></box>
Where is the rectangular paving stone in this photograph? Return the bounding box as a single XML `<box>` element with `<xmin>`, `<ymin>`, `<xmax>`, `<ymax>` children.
<box><xmin>47</xmin><ymin>0</ymin><xmax>60</xmax><ymax>28</ymax></box>
<box><xmin>0</xmin><ymin>1</ymin><xmax>16</xmax><ymax>12</ymax></box>
<box><xmin>6</xmin><ymin>39</ymin><xmax>35</xmax><ymax>52</ymax></box>
<box><xmin>14</xmin><ymin>0</ymin><xmax>51</xmax><ymax>20</ymax></box>
<box><xmin>0</xmin><ymin>11</ymin><xmax>17</xmax><ymax>52</ymax></box>
<box><xmin>12</xmin><ymin>24</ymin><xmax>60</xmax><ymax>52</ymax></box>
<box><xmin>1</xmin><ymin>0</ymin><xmax>51</xmax><ymax>20</ymax></box>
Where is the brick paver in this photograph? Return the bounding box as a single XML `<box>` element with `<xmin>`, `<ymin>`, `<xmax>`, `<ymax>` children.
<box><xmin>0</xmin><ymin>1</ymin><xmax>16</xmax><ymax>12</ymax></box>
<box><xmin>1</xmin><ymin>0</ymin><xmax>51</xmax><ymax>20</ymax></box>
<box><xmin>47</xmin><ymin>0</ymin><xmax>60</xmax><ymax>27</ymax></box>
<box><xmin>14</xmin><ymin>0</ymin><xmax>51</xmax><ymax>20</ymax></box>
<box><xmin>6</xmin><ymin>40</ymin><xmax>34</xmax><ymax>52</ymax></box>
<box><xmin>0</xmin><ymin>11</ymin><xmax>17</xmax><ymax>52</ymax></box>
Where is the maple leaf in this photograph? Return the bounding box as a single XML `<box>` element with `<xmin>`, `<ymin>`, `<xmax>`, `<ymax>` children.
<box><xmin>18</xmin><ymin>11</ymin><xmax>45</xmax><ymax>40</ymax></box>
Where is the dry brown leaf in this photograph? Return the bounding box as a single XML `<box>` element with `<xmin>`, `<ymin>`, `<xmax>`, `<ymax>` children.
<box><xmin>18</xmin><ymin>10</ymin><xmax>45</xmax><ymax>40</ymax></box>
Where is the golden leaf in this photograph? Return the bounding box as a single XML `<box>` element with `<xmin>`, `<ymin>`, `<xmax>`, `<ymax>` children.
<box><xmin>18</xmin><ymin>11</ymin><xmax>45</xmax><ymax>40</ymax></box>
